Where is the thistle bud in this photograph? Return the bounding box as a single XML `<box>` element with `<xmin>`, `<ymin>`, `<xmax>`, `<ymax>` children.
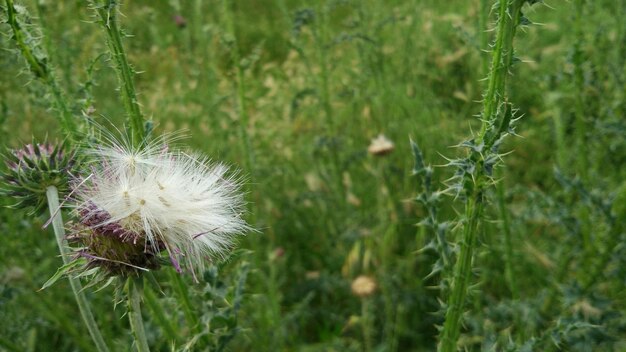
<box><xmin>1</xmin><ymin>142</ymin><xmax>75</xmax><ymax>214</ymax></box>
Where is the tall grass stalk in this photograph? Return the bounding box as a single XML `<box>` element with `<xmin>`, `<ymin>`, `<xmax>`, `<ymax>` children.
<box><xmin>0</xmin><ymin>336</ymin><xmax>20</xmax><ymax>352</ymax></box>
<box><xmin>4</xmin><ymin>0</ymin><xmax>79</xmax><ymax>142</ymax></box>
<box><xmin>313</xmin><ymin>2</ymin><xmax>334</xmax><ymax>134</ymax></box>
<box><xmin>143</xmin><ymin>287</ymin><xmax>179</xmax><ymax>344</ymax></box>
<box><xmin>127</xmin><ymin>277</ymin><xmax>150</xmax><ymax>352</ymax></box>
<box><xmin>361</xmin><ymin>297</ymin><xmax>374</xmax><ymax>352</ymax></box>
<box><xmin>45</xmin><ymin>186</ymin><xmax>110</xmax><ymax>352</ymax></box>
<box><xmin>496</xmin><ymin>179</ymin><xmax>517</xmax><ymax>298</ymax></box>
<box><xmin>438</xmin><ymin>1</ymin><xmax>527</xmax><ymax>351</ymax></box>
<box><xmin>167</xmin><ymin>269</ymin><xmax>203</xmax><ymax>341</ymax></box>
<box><xmin>92</xmin><ymin>0</ymin><xmax>146</xmax><ymax>146</ymax></box>
<box><xmin>572</xmin><ymin>0</ymin><xmax>588</xmax><ymax>181</ymax></box>
<box><xmin>222</xmin><ymin>0</ymin><xmax>255</xmax><ymax>183</ymax></box>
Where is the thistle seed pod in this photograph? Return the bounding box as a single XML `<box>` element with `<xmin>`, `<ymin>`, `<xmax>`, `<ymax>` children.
<box><xmin>69</xmin><ymin>136</ymin><xmax>250</xmax><ymax>280</ymax></box>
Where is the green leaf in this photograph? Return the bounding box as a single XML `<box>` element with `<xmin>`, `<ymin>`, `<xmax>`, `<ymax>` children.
<box><xmin>410</xmin><ymin>138</ymin><xmax>426</xmax><ymax>175</ymax></box>
<box><xmin>39</xmin><ymin>260</ymin><xmax>82</xmax><ymax>291</ymax></box>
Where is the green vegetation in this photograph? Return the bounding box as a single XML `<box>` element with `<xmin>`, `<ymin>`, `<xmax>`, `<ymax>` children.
<box><xmin>1</xmin><ymin>0</ymin><xmax>625</xmax><ymax>351</ymax></box>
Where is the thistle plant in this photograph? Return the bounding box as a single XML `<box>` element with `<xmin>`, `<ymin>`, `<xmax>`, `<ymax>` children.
<box><xmin>433</xmin><ymin>1</ymin><xmax>541</xmax><ymax>351</ymax></box>
<box><xmin>3</xmin><ymin>1</ymin><xmax>252</xmax><ymax>350</ymax></box>
<box><xmin>1</xmin><ymin>0</ymin><xmax>81</xmax><ymax>142</ymax></box>
<box><xmin>57</xmin><ymin>134</ymin><xmax>250</xmax><ymax>350</ymax></box>
<box><xmin>0</xmin><ymin>142</ymin><xmax>110</xmax><ymax>352</ymax></box>
<box><xmin>90</xmin><ymin>0</ymin><xmax>147</xmax><ymax>146</ymax></box>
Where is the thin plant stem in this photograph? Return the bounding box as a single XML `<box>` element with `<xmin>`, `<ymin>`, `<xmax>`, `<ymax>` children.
<box><xmin>144</xmin><ymin>287</ymin><xmax>179</xmax><ymax>344</ymax></box>
<box><xmin>168</xmin><ymin>270</ymin><xmax>200</xmax><ymax>332</ymax></box>
<box><xmin>45</xmin><ymin>186</ymin><xmax>110</xmax><ymax>352</ymax></box>
<box><xmin>573</xmin><ymin>0</ymin><xmax>588</xmax><ymax>181</ymax></box>
<box><xmin>314</xmin><ymin>2</ymin><xmax>334</xmax><ymax>133</ymax></box>
<box><xmin>582</xmin><ymin>221</ymin><xmax>623</xmax><ymax>292</ymax></box>
<box><xmin>571</xmin><ymin>0</ymin><xmax>592</xmax><ymax>259</ymax></box>
<box><xmin>552</xmin><ymin>110</ymin><xmax>568</xmax><ymax>170</ymax></box>
<box><xmin>361</xmin><ymin>297</ymin><xmax>373</xmax><ymax>352</ymax></box>
<box><xmin>313</xmin><ymin>2</ymin><xmax>344</xmax><ymax>197</ymax></box>
<box><xmin>0</xmin><ymin>336</ymin><xmax>20</xmax><ymax>352</ymax></box>
<box><xmin>29</xmin><ymin>292</ymin><xmax>95</xmax><ymax>351</ymax></box>
<box><xmin>127</xmin><ymin>277</ymin><xmax>150</xmax><ymax>352</ymax></box>
<box><xmin>92</xmin><ymin>0</ymin><xmax>145</xmax><ymax>147</ymax></box>
<box><xmin>497</xmin><ymin>177</ymin><xmax>518</xmax><ymax>298</ymax></box>
<box><xmin>222</xmin><ymin>0</ymin><xmax>255</xmax><ymax>181</ymax></box>
<box><xmin>4</xmin><ymin>0</ymin><xmax>79</xmax><ymax>142</ymax></box>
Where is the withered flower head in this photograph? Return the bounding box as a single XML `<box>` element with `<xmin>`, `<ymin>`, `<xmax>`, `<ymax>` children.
<box><xmin>70</xmin><ymin>136</ymin><xmax>250</xmax><ymax>280</ymax></box>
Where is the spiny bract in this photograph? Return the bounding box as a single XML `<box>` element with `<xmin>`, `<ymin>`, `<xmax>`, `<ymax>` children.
<box><xmin>73</xmin><ymin>137</ymin><xmax>249</xmax><ymax>278</ymax></box>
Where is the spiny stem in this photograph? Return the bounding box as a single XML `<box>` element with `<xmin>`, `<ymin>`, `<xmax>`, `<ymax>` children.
<box><xmin>46</xmin><ymin>186</ymin><xmax>110</xmax><ymax>352</ymax></box>
<box><xmin>479</xmin><ymin>0</ymin><xmax>523</xmax><ymax>143</ymax></box>
<box><xmin>439</xmin><ymin>1</ymin><xmax>525</xmax><ymax>351</ymax></box>
<box><xmin>478</xmin><ymin>0</ymin><xmax>490</xmax><ymax>76</ymax></box>
<box><xmin>127</xmin><ymin>277</ymin><xmax>150</xmax><ymax>352</ymax></box>
<box><xmin>4</xmin><ymin>0</ymin><xmax>79</xmax><ymax>142</ymax></box>
<box><xmin>93</xmin><ymin>0</ymin><xmax>145</xmax><ymax>147</ymax></box>
<box><xmin>439</xmin><ymin>194</ymin><xmax>482</xmax><ymax>352</ymax></box>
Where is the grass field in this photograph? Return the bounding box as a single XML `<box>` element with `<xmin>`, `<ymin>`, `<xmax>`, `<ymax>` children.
<box><xmin>1</xmin><ymin>0</ymin><xmax>625</xmax><ymax>351</ymax></box>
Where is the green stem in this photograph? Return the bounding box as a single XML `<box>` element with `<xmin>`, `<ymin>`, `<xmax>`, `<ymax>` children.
<box><xmin>583</xmin><ymin>220</ymin><xmax>623</xmax><ymax>292</ymax></box>
<box><xmin>314</xmin><ymin>2</ymin><xmax>334</xmax><ymax>133</ymax></box>
<box><xmin>222</xmin><ymin>0</ymin><xmax>254</xmax><ymax>179</ymax></box>
<box><xmin>5</xmin><ymin>0</ymin><xmax>79</xmax><ymax>142</ymax></box>
<box><xmin>168</xmin><ymin>270</ymin><xmax>200</xmax><ymax>332</ymax></box>
<box><xmin>439</xmin><ymin>1</ymin><xmax>524</xmax><ymax>351</ymax></box>
<box><xmin>541</xmin><ymin>249</ymin><xmax>574</xmax><ymax>316</ymax></box>
<box><xmin>478</xmin><ymin>0</ymin><xmax>490</xmax><ymax>76</ymax></box>
<box><xmin>45</xmin><ymin>186</ymin><xmax>110</xmax><ymax>352</ymax></box>
<box><xmin>361</xmin><ymin>297</ymin><xmax>373</xmax><ymax>352</ymax></box>
<box><xmin>93</xmin><ymin>0</ymin><xmax>145</xmax><ymax>146</ymax></box>
<box><xmin>573</xmin><ymin>0</ymin><xmax>588</xmax><ymax>181</ymax></box>
<box><xmin>144</xmin><ymin>287</ymin><xmax>179</xmax><ymax>343</ymax></box>
<box><xmin>552</xmin><ymin>109</ymin><xmax>568</xmax><ymax>169</ymax></box>
<box><xmin>439</xmin><ymin>194</ymin><xmax>483</xmax><ymax>352</ymax></box>
<box><xmin>497</xmin><ymin>178</ymin><xmax>518</xmax><ymax>298</ymax></box>
<box><xmin>127</xmin><ymin>277</ymin><xmax>150</xmax><ymax>352</ymax></box>
<box><xmin>314</xmin><ymin>2</ymin><xmax>344</xmax><ymax>196</ymax></box>
<box><xmin>479</xmin><ymin>0</ymin><xmax>523</xmax><ymax>142</ymax></box>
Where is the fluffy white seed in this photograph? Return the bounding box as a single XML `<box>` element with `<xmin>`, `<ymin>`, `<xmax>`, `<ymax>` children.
<box><xmin>75</xmin><ymin>138</ymin><xmax>249</xmax><ymax>276</ymax></box>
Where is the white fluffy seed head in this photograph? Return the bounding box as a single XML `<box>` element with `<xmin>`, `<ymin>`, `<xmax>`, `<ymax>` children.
<box><xmin>75</xmin><ymin>137</ymin><xmax>249</xmax><ymax>276</ymax></box>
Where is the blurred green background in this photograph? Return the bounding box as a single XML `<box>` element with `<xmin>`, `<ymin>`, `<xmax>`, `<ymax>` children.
<box><xmin>1</xmin><ymin>0</ymin><xmax>625</xmax><ymax>351</ymax></box>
